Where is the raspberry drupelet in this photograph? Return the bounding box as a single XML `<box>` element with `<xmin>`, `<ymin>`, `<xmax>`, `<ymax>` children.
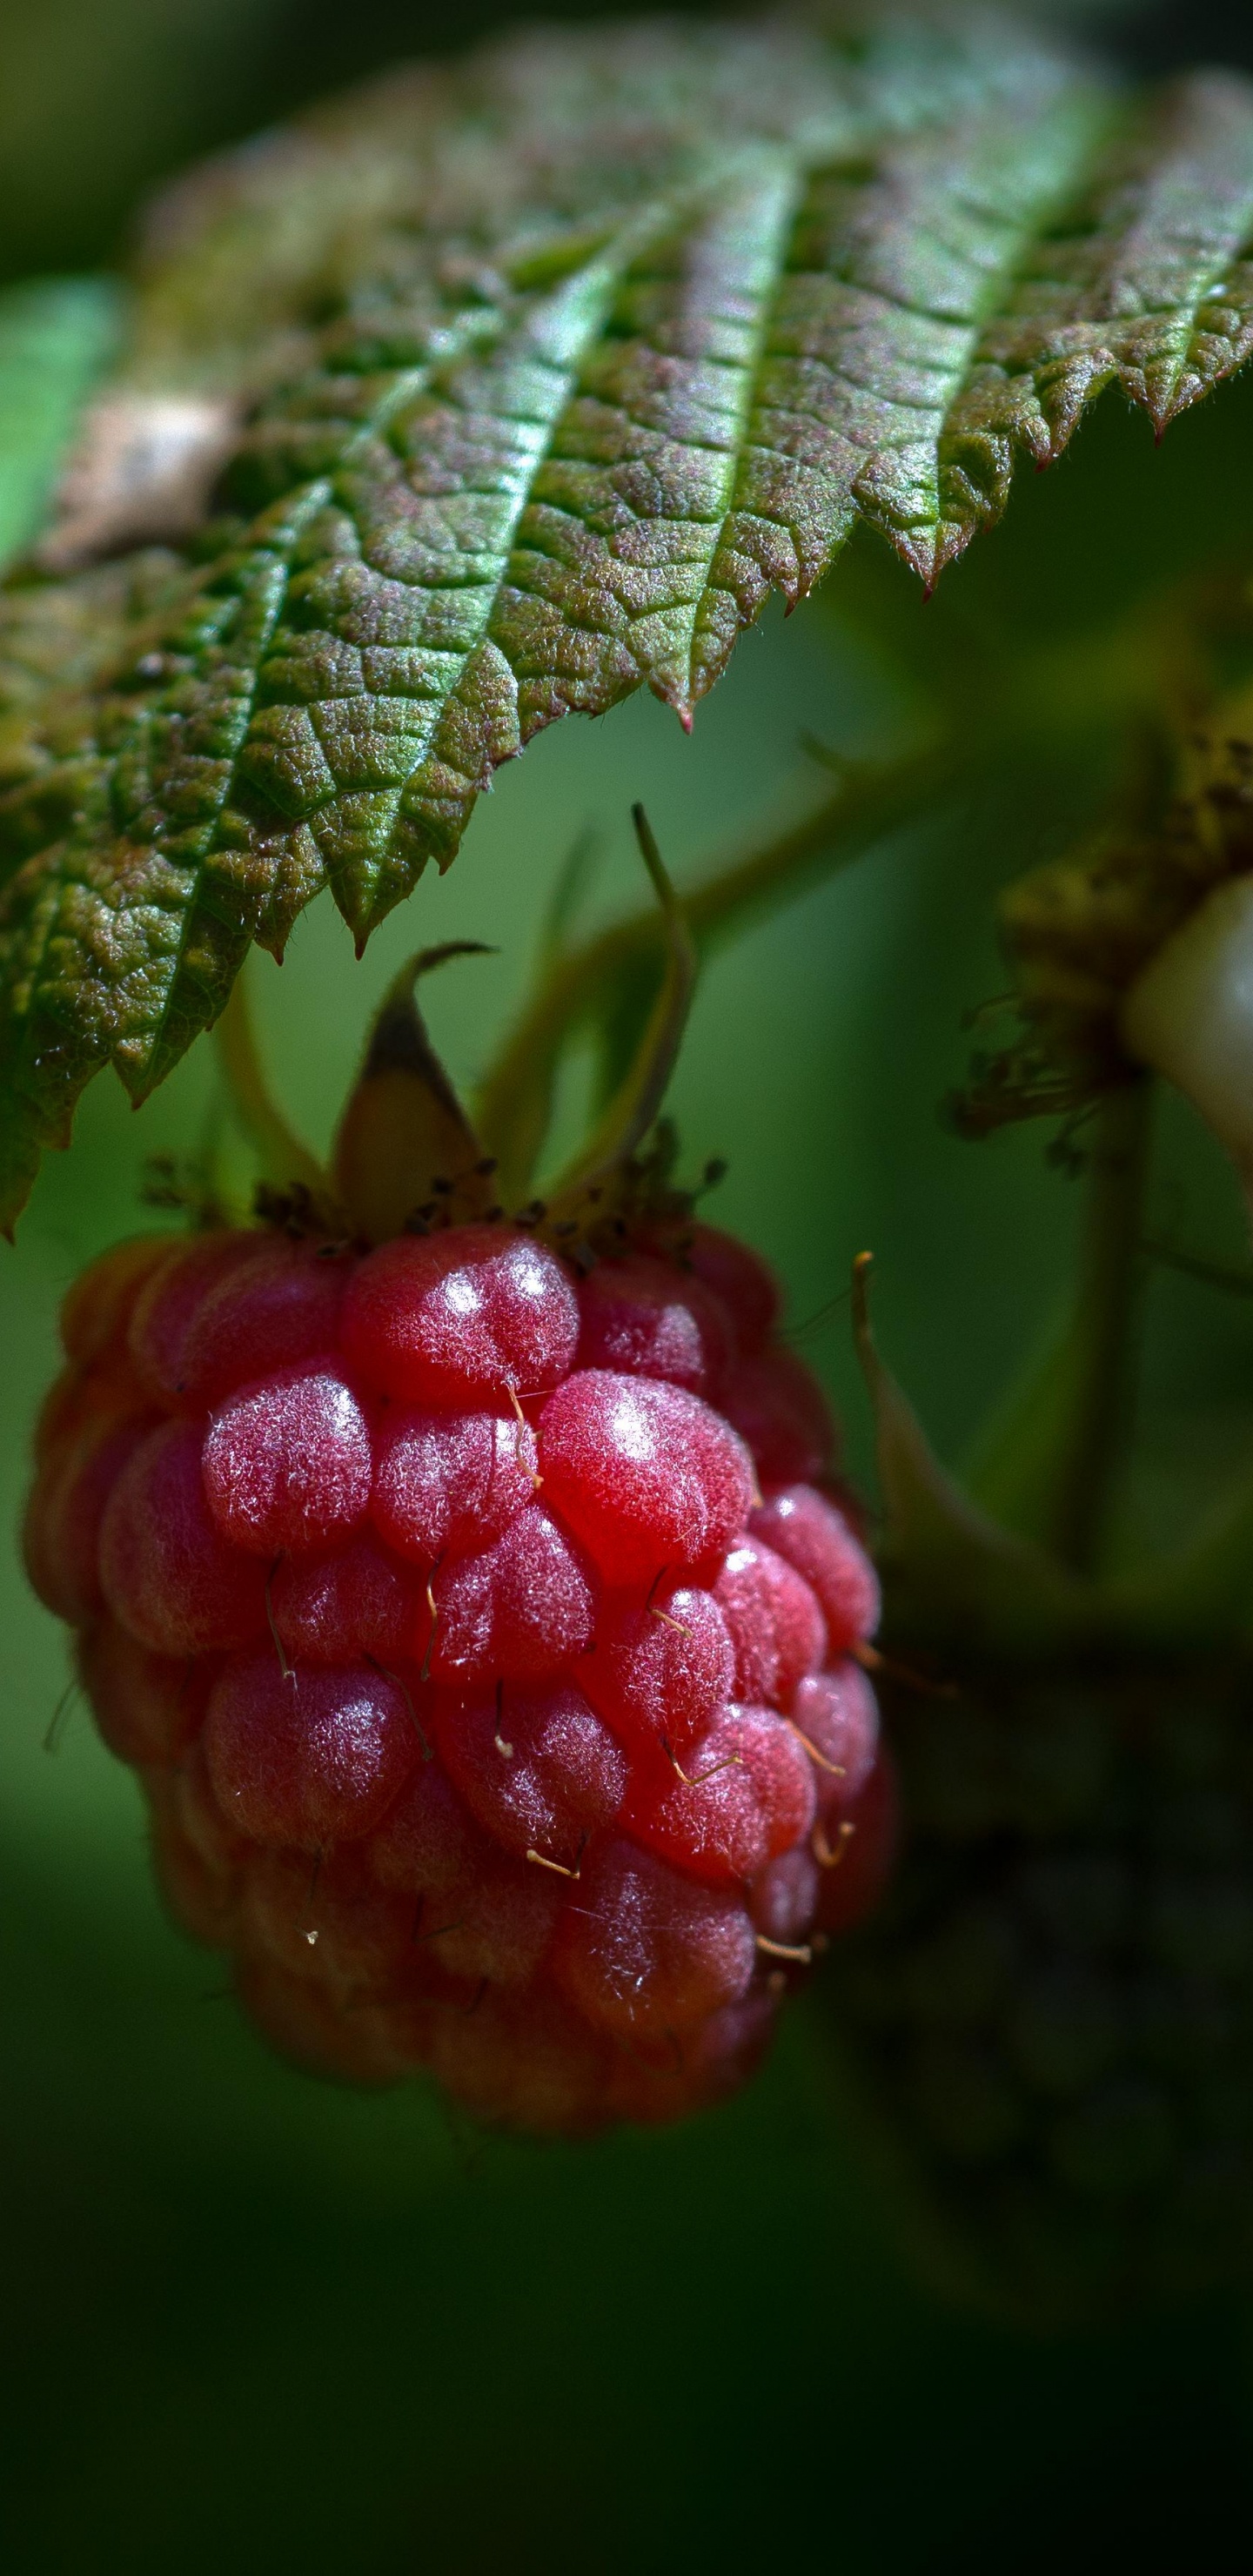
<box><xmin>28</xmin><ymin>1211</ymin><xmax>891</xmax><ymax>2132</ymax></box>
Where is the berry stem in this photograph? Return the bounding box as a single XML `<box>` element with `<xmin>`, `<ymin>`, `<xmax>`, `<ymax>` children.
<box><xmin>213</xmin><ymin>967</ymin><xmax>336</xmax><ymax>1216</ymax></box>
<box><xmin>1049</xmin><ymin>1078</ymin><xmax>1154</xmax><ymax>1577</ymax></box>
<box><xmin>541</xmin><ymin>806</ymin><xmax>698</xmax><ymax>1211</ymax></box>
<box><xmin>474</xmin><ymin>743</ymin><xmax>958</xmax><ymax>1202</ymax></box>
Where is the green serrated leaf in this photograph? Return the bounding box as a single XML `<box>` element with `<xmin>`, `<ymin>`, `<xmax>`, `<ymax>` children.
<box><xmin>928</xmin><ymin>70</ymin><xmax>1253</xmax><ymax>574</ymax></box>
<box><xmin>6</xmin><ymin>11</ymin><xmax>1253</xmax><ymax>1225</ymax></box>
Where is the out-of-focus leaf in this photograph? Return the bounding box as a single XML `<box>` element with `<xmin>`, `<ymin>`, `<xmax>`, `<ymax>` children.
<box><xmin>0</xmin><ymin>278</ymin><xmax>119</xmax><ymax>565</ymax></box>
<box><xmin>7</xmin><ymin>10</ymin><xmax>1253</xmax><ymax>1226</ymax></box>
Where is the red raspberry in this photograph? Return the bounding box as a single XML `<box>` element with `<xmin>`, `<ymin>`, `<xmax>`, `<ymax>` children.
<box><xmin>574</xmin><ymin>1253</ymin><xmax>732</xmax><ymax>1392</ymax></box>
<box><xmin>340</xmin><ymin>1227</ymin><xmax>579</xmax><ymax>1405</ymax></box>
<box><xmin>26</xmin><ymin>1214</ymin><xmax>888</xmax><ymax>2131</ymax></box>
<box><xmin>749</xmin><ymin>1484</ymin><xmax>881</xmax><ymax>1653</ymax></box>
<box><xmin>538</xmin><ymin>1370</ymin><xmax>754</xmax><ymax>1584</ymax></box>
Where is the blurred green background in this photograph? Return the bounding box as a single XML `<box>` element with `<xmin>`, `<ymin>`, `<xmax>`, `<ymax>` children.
<box><xmin>4</xmin><ymin>3</ymin><xmax>1253</xmax><ymax>2567</ymax></box>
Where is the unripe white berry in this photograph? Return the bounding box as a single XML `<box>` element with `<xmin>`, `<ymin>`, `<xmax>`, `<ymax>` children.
<box><xmin>1121</xmin><ymin>875</ymin><xmax>1253</xmax><ymax>1194</ymax></box>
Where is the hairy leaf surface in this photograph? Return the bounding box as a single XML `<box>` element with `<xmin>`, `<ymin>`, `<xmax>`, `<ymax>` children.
<box><xmin>4</xmin><ymin>8</ymin><xmax>1253</xmax><ymax>1224</ymax></box>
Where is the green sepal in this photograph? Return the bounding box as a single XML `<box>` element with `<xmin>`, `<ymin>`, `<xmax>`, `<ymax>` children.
<box><xmin>537</xmin><ymin>808</ymin><xmax>696</xmax><ymax>1218</ymax></box>
<box><xmin>1102</xmin><ymin>1458</ymin><xmax>1253</xmax><ymax>1649</ymax></box>
<box><xmin>853</xmin><ymin>1255</ymin><xmax>1094</xmax><ymax>1656</ymax></box>
<box><xmin>207</xmin><ymin>962</ymin><xmax>339</xmax><ymax>1231</ymax></box>
<box><xmin>473</xmin><ymin>745</ymin><xmax>955</xmax><ymax>1206</ymax></box>
<box><xmin>962</xmin><ymin>1303</ymin><xmax>1096</xmax><ymax>1547</ymax></box>
<box><xmin>864</xmin><ymin>1265</ymin><xmax>1253</xmax><ymax>1659</ymax></box>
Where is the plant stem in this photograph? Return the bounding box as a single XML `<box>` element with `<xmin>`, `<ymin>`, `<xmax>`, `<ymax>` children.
<box><xmin>213</xmin><ymin>966</ymin><xmax>332</xmax><ymax>1207</ymax></box>
<box><xmin>474</xmin><ymin>741</ymin><xmax>958</xmax><ymax>1195</ymax></box>
<box><xmin>1050</xmin><ymin>1079</ymin><xmax>1154</xmax><ymax>1576</ymax></box>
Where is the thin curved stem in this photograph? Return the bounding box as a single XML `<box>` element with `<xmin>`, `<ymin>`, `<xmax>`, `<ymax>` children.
<box><xmin>474</xmin><ymin>741</ymin><xmax>957</xmax><ymax>1196</ymax></box>
<box><xmin>213</xmin><ymin>965</ymin><xmax>334</xmax><ymax>1208</ymax></box>
<box><xmin>541</xmin><ymin>803</ymin><xmax>696</xmax><ymax>1206</ymax></box>
<box><xmin>1050</xmin><ymin>1079</ymin><xmax>1154</xmax><ymax>1577</ymax></box>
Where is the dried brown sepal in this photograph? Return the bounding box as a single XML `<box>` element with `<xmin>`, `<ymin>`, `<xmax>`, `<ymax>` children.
<box><xmin>332</xmin><ymin>945</ymin><xmax>499</xmax><ymax>1244</ymax></box>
